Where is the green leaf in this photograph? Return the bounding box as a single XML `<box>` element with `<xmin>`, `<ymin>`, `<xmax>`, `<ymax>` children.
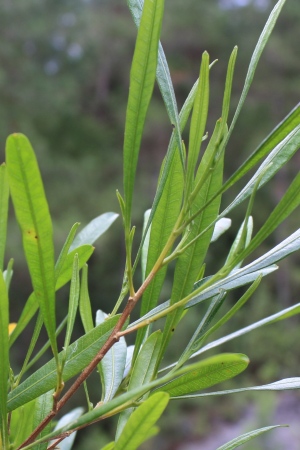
<box><xmin>156</xmin><ymin>353</ymin><xmax>249</xmax><ymax>397</ymax></box>
<box><xmin>55</xmin><ymin>222</ymin><xmax>80</xmax><ymax>283</ymax></box>
<box><xmin>221</xmin><ymin>46</ymin><xmax>238</xmax><ymax>131</ymax></box>
<box><xmin>185</xmin><ymin>51</ymin><xmax>210</xmax><ymax>198</ymax></box>
<box><xmin>63</xmin><ymin>253</ymin><xmax>80</xmax><ymax>352</ymax></box>
<box><xmin>7</xmin><ymin>315</ymin><xmax>121</xmax><ymax>412</ymax></box>
<box><xmin>69</xmin><ymin>212</ymin><xmax>118</xmax><ymax>252</ymax></box>
<box><xmin>0</xmin><ymin>271</ymin><xmax>9</xmax><ymax>446</ymax></box>
<box><xmin>123</xmin><ymin>0</ymin><xmax>164</xmax><ymax>226</ymax></box>
<box><xmin>114</xmin><ymin>392</ymin><xmax>169</xmax><ymax>450</ymax></box>
<box><xmin>223</xmin><ymin>125</ymin><xmax>300</xmax><ymax>217</ymax></box>
<box><xmin>9</xmin><ymin>244</ymin><xmax>94</xmax><ymax>347</ymax></box>
<box><xmin>130</xmin><ymin>331</ymin><xmax>162</xmax><ymax>390</ymax></box>
<box><xmin>101</xmin><ymin>443</ymin><xmax>115</xmax><ymax>450</ymax></box>
<box><xmin>234</xmin><ymin>172</ymin><xmax>300</xmax><ymax>266</ymax></box>
<box><xmin>79</xmin><ymin>264</ymin><xmax>94</xmax><ymax>334</ymax></box>
<box><xmin>177</xmin><ymin>377</ymin><xmax>300</xmax><ymax>399</ymax></box>
<box><xmin>134</xmin><ymin>148</ymin><xmax>183</xmax><ymax>357</ymax></box>
<box><xmin>0</xmin><ymin>164</ymin><xmax>9</xmax><ymax>271</ymax></box>
<box><xmin>158</xmin><ymin>122</ymin><xmax>224</xmax><ymax>367</ymax></box>
<box><xmin>96</xmin><ymin>311</ymin><xmax>127</xmax><ymax>403</ymax></box>
<box><xmin>32</xmin><ymin>390</ymin><xmax>54</xmax><ymax>450</ymax></box>
<box><xmin>192</xmin><ymin>302</ymin><xmax>300</xmax><ymax>360</ymax></box>
<box><xmin>216</xmin><ymin>425</ymin><xmax>285</xmax><ymax>450</ymax></box>
<box><xmin>9</xmin><ymin>399</ymin><xmax>36</xmax><ymax>448</ymax></box>
<box><xmin>128</xmin><ymin>0</ymin><xmax>185</xmax><ymax>164</ymax></box>
<box><xmin>6</xmin><ymin>133</ymin><xmax>57</xmax><ymax>358</ymax></box>
<box><xmin>226</xmin><ymin>0</ymin><xmax>287</xmax><ymax>142</ymax></box>
<box><xmin>141</xmin><ymin>209</ymin><xmax>151</xmax><ymax>281</ymax></box>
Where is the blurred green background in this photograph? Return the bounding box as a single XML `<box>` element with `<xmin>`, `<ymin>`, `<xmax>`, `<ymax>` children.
<box><xmin>1</xmin><ymin>0</ymin><xmax>300</xmax><ymax>448</ymax></box>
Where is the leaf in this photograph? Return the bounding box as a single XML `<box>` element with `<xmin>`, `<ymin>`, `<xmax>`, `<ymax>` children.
<box><xmin>176</xmin><ymin>377</ymin><xmax>300</xmax><ymax>399</ymax></box>
<box><xmin>63</xmin><ymin>253</ymin><xmax>80</xmax><ymax>352</ymax></box>
<box><xmin>216</xmin><ymin>425</ymin><xmax>285</xmax><ymax>450</ymax></box>
<box><xmin>52</xmin><ymin>407</ymin><xmax>84</xmax><ymax>450</ymax></box>
<box><xmin>32</xmin><ymin>390</ymin><xmax>54</xmax><ymax>450</ymax></box>
<box><xmin>114</xmin><ymin>392</ymin><xmax>169</xmax><ymax>450</ymax></box>
<box><xmin>226</xmin><ymin>0</ymin><xmax>288</xmax><ymax>143</ymax></box>
<box><xmin>79</xmin><ymin>264</ymin><xmax>94</xmax><ymax>334</ymax></box>
<box><xmin>6</xmin><ymin>134</ymin><xmax>58</xmax><ymax>358</ymax></box>
<box><xmin>0</xmin><ymin>164</ymin><xmax>9</xmax><ymax>271</ymax></box>
<box><xmin>9</xmin><ymin>399</ymin><xmax>36</xmax><ymax>448</ymax></box>
<box><xmin>234</xmin><ymin>172</ymin><xmax>300</xmax><ymax>267</ymax></box>
<box><xmin>7</xmin><ymin>315</ymin><xmax>121</xmax><ymax>412</ymax></box>
<box><xmin>96</xmin><ymin>311</ymin><xmax>127</xmax><ymax>403</ymax></box>
<box><xmin>191</xmin><ymin>302</ymin><xmax>300</xmax><ymax>360</ymax></box>
<box><xmin>221</xmin><ymin>46</ymin><xmax>238</xmax><ymax>131</ymax></box>
<box><xmin>134</xmin><ymin>147</ymin><xmax>183</xmax><ymax>358</ymax></box>
<box><xmin>185</xmin><ymin>51</ymin><xmax>210</xmax><ymax>197</ymax></box>
<box><xmin>9</xmin><ymin>244</ymin><xmax>94</xmax><ymax>347</ymax></box>
<box><xmin>141</xmin><ymin>209</ymin><xmax>151</xmax><ymax>281</ymax></box>
<box><xmin>156</xmin><ymin>353</ymin><xmax>249</xmax><ymax>397</ymax></box>
<box><xmin>128</xmin><ymin>0</ymin><xmax>185</xmax><ymax>164</ymax></box>
<box><xmin>69</xmin><ymin>212</ymin><xmax>118</xmax><ymax>252</ymax></box>
<box><xmin>130</xmin><ymin>331</ymin><xmax>162</xmax><ymax>390</ymax></box>
<box><xmin>101</xmin><ymin>443</ymin><xmax>115</xmax><ymax>450</ymax></box>
<box><xmin>0</xmin><ymin>271</ymin><xmax>9</xmax><ymax>445</ymax></box>
<box><xmin>123</xmin><ymin>0</ymin><xmax>164</xmax><ymax>226</ymax></box>
<box><xmin>223</xmin><ymin>125</ymin><xmax>300</xmax><ymax>217</ymax></box>
<box><xmin>55</xmin><ymin>222</ymin><xmax>80</xmax><ymax>283</ymax></box>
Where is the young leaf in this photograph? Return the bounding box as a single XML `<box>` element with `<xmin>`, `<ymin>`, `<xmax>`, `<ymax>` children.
<box><xmin>55</xmin><ymin>222</ymin><xmax>80</xmax><ymax>283</ymax></box>
<box><xmin>226</xmin><ymin>0</ymin><xmax>288</xmax><ymax>141</ymax></box>
<box><xmin>185</xmin><ymin>51</ymin><xmax>210</xmax><ymax>198</ymax></box>
<box><xmin>63</xmin><ymin>253</ymin><xmax>80</xmax><ymax>353</ymax></box>
<box><xmin>216</xmin><ymin>425</ymin><xmax>285</xmax><ymax>450</ymax></box>
<box><xmin>96</xmin><ymin>311</ymin><xmax>127</xmax><ymax>403</ymax></box>
<box><xmin>156</xmin><ymin>353</ymin><xmax>249</xmax><ymax>397</ymax></box>
<box><xmin>6</xmin><ymin>133</ymin><xmax>58</xmax><ymax>358</ymax></box>
<box><xmin>69</xmin><ymin>212</ymin><xmax>118</xmax><ymax>252</ymax></box>
<box><xmin>7</xmin><ymin>315</ymin><xmax>121</xmax><ymax>412</ymax></box>
<box><xmin>123</xmin><ymin>0</ymin><xmax>164</xmax><ymax>226</ymax></box>
<box><xmin>114</xmin><ymin>392</ymin><xmax>169</xmax><ymax>450</ymax></box>
<box><xmin>0</xmin><ymin>271</ymin><xmax>9</xmax><ymax>446</ymax></box>
<box><xmin>0</xmin><ymin>164</ymin><xmax>9</xmax><ymax>271</ymax></box>
<box><xmin>79</xmin><ymin>264</ymin><xmax>94</xmax><ymax>334</ymax></box>
<box><xmin>130</xmin><ymin>331</ymin><xmax>162</xmax><ymax>389</ymax></box>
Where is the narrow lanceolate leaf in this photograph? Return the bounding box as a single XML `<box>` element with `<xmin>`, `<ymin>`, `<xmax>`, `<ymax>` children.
<box><xmin>55</xmin><ymin>222</ymin><xmax>80</xmax><ymax>283</ymax></box>
<box><xmin>234</xmin><ymin>172</ymin><xmax>300</xmax><ymax>267</ymax></box>
<box><xmin>128</xmin><ymin>0</ymin><xmax>185</xmax><ymax>164</ymax></box>
<box><xmin>115</xmin><ymin>392</ymin><xmax>169</xmax><ymax>450</ymax></box>
<box><xmin>158</xmin><ymin>125</ymin><xmax>224</xmax><ymax>368</ymax></box>
<box><xmin>7</xmin><ymin>315</ymin><xmax>121</xmax><ymax>412</ymax></box>
<box><xmin>130</xmin><ymin>331</ymin><xmax>162</xmax><ymax>390</ymax></box>
<box><xmin>192</xmin><ymin>302</ymin><xmax>300</xmax><ymax>360</ymax></box>
<box><xmin>64</xmin><ymin>254</ymin><xmax>80</xmax><ymax>352</ymax></box>
<box><xmin>186</xmin><ymin>51</ymin><xmax>210</xmax><ymax>198</ymax></box>
<box><xmin>69</xmin><ymin>212</ymin><xmax>118</xmax><ymax>252</ymax></box>
<box><xmin>96</xmin><ymin>311</ymin><xmax>127</xmax><ymax>403</ymax></box>
<box><xmin>226</xmin><ymin>0</ymin><xmax>288</xmax><ymax>142</ymax></box>
<box><xmin>6</xmin><ymin>134</ymin><xmax>57</xmax><ymax>357</ymax></box>
<box><xmin>79</xmin><ymin>264</ymin><xmax>94</xmax><ymax>334</ymax></box>
<box><xmin>134</xmin><ymin>149</ymin><xmax>183</xmax><ymax>358</ymax></box>
<box><xmin>156</xmin><ymin>353</ymin><xmax>249</xmax><ymax>397</ymax></box>
<box><xmin>9</xmin><ymin>244</ymin><xmax>94</xmax><ymax>347</ymax></box>
<box><xmin>0</xmin><ymin>164</ymin><xmax>9</xmax><ymax>271</ymax></box>
<box><xmin>176</xmin><ymin>377</ymin><xmax>300</xmax><ymax>398</ymax></box>
<box><xmin>0</xmin><ymin>271</ymin><xmax>9</xmax><ymax>446</ymax></box>
<box><xmin>9</xmin><ymin>398</ymin><xmax>36</xmax><ymax>448</ymax></box>
<box><xmin>123</xmin><ymin>0</ymin><xmax>164</xmax><ymax>226</ymax></box>
<box><xmin>216</xmin><ymin>426</ymin><xmax>284</xmax><ymax>450</ymax></box>
<box><xmin>223</xmin><ymin>125</ymin><xmax>300</xmax><ymax>217</ymax></box>
<box><xmin>221</xmin><ymin>46</ymin><xmax>238</xmax><ymax>131</ymax></box>
<box><xmin>32</xmin><ymin>390</ymin><xmax>54</xmax><ymax>450</ymax></box>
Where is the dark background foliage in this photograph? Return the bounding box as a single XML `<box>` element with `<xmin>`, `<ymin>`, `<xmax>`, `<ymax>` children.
<box><xmin>1</xmin><ymin>0</ymin><xmax>299</xmax><ymax>448</ymax></box>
